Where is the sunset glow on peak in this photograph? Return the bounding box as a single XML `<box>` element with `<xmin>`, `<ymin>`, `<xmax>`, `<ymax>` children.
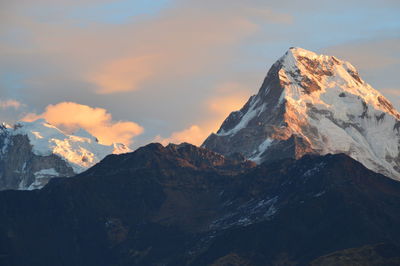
<box><xmin>1</xmin><ymin>0</ymin><xmax>399</xmax><ymax>149</ymax></box>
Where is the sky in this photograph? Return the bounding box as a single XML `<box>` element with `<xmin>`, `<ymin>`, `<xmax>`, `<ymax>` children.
<box><xmin>1</xmin><ymin>0</ymin><xmax>399</xmax><ymax>149</ymax></box>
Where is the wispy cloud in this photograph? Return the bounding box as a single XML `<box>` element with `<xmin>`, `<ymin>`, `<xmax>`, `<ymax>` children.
<box><xmin>88</xmin><ymin>54</ymin><xmax>160</xmax><ymax>94</ymax></box>
<box><xmin>0</xmin><ymin>99</ymin><xmax>23</xmax><ymax>110</ymax></box>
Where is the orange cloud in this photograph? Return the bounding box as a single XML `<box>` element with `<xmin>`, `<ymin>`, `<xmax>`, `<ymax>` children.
<box><xmin>156</xmin><ymin>83</ymin><xmax>249</xmax><ymax>146</ymax></box>
<box><xmin>207</xmin><ymin>84</ymin><xmax>250</xmax><ymax>125</ymax></box>
<box><xmin>155</xmin><ymin>125</ymin><xmax>205</xmax><ymax>146</ymax></box>
<box><xmin>84</xmin><ymin>13</ymin><xmax>258</xmax><ymax>94</ymax></box>
<box><xmin>23</xmin><ymin>102</ymin><xmax>143</xmax><ymax>146</ymax></box>
<box><xmin>88</xmin><ymin>54</ymin><xmax>160</xmax><ymax>94</ymax></box>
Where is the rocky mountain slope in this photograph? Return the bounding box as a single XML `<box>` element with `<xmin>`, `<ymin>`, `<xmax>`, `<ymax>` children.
<box><xmin>0</xmin><ymin>119</ymin><xmax>130</xmax><ymax>190</ymax></box>
<box><xmin>202</xmin><ymin>47</ymin><xmax>400</xmax><ymax>180</ymax></box>
<box><xmin>0</xmin><ymin>143</ymin><xmax>399</xmax><ymax>265</ymax></box>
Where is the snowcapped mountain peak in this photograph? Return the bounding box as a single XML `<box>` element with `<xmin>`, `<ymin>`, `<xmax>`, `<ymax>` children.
<box><xmin>285</xmin><ymin>46</ymin><xmax>320</xmax><ymax>59</ymax></box>
<box><xmin>276</xmin><ymin>47</ymin><xmax>400</xmax><ymax>119</ymax></box>
<box><xmin>0</xmin><ymin>118</ymin><xmax>132</xmax><ymax>190</ymax></box>
<box><xmin>113</xmin><ymin>143</ymin><xmax>131</xmax><ymax>154</ymax></box>
<box><xmin>203</xmin><ymin>47</ymin><xmax>400</xmax><ymax>180</ymax></box>
<box><xmin>11</xmin><ymin>119</ymin><xmax>130</xmax><ymax>172</ymax></box>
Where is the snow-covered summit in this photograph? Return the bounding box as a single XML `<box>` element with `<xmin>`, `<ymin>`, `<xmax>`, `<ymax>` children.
<box><xmin>0</xmin><ymin>119</ymin><xmax>131</xmax><ymax>190</ymax></box>
<box><xmin>203</xmin><ymin>47</ymin><xmax>400</xmax><ymax>180</ymax></box>
<box><xmin>12</xmin><ymin>119</ymin><xmax>130</xmax><ymax>172</ymax></box>
<box><xmin>278</xmin><ymin>47</ymin><xmax>399</xmax><ymax>117</ymax></box>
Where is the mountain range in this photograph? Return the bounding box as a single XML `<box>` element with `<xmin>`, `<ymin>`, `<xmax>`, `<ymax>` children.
<box><xmin>0</xmin><ymin>48</ymin><xmax>399</xmax><ymax>265</ymax></box>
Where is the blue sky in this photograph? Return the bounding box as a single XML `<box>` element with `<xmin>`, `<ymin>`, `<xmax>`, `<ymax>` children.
<box><xmin>1</xmin><ymin>0</ymin><xmax>399</xmax><ymax>147</ymax></box>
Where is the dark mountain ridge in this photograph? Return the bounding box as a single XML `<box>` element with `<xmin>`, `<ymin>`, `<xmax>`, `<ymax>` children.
<box><xmin>0</xmin><ymin>143</ymin><xmax>400</xmax><ymax>265</ymax></box>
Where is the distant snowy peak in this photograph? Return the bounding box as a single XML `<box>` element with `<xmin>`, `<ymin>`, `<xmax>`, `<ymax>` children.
<box><xmin>0</xmin><ymin>119</ymin><xmax>131</xmax><ymax>190</ymax></box>
<box><xmin>203</xmin><ymin>47</ymin><xmax>400</xmax><ymax>180</ymax></box>
<box><xmin>113</xmin><ymin>143</ymin><xmax>131</xmax><ymax>154</ymax></box>
<box><xmin>11</xmin><ymin>119</ymin><xmax>130</xmax><ymax>172</ymax></box>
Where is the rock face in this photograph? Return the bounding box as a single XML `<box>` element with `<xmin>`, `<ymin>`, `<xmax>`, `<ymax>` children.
<box><xmin>203</xmin><ymin>47</ymin><xmax>400</xmax><ymax>180</ymax></box>
<box><xmin>0</xmin><ymin>120</ymin><xmax>130</xmax><ymax>190</ymax></box>
<box><xmin>0</xmin><ymin>133</ymin><xmax>75</xmax><ymax>190</ymax></box>
<box><xmin>0</xmin><ymin>143</ymin><xmax>400</xmax><ymax>265</ymax></box>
